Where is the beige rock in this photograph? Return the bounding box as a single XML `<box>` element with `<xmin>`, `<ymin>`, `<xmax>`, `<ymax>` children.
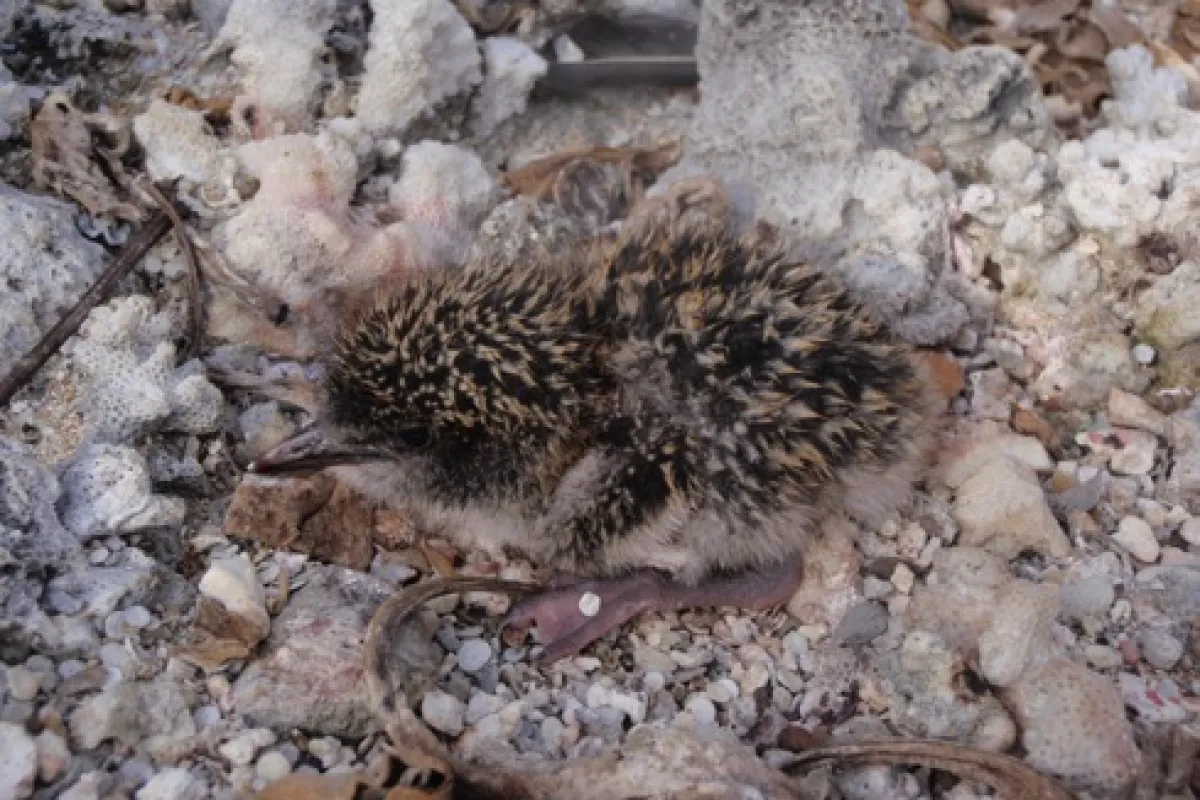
<box><xmin>786</xmin><ymin>517</ymin><xmax>861</xmax><ymax>628</ymax></box>
<box><xmin>977</xmin><ymin>580</ymin><xmax>1060</xmax><ymax>687</ymax></box>
<box><xmin>1004</xmin><ymin>657</ymin><xmax>1139</xmax><ymax>793</ymax></box>
<box><xmin>953</xmin><ymin>457</ymin><xmax>1069</xmax><ymax>558</ymax></box>
<box><xmin>1113</xmin><ymin>516</ymin><xmax>1160</xmax><ymax>563</ymax></box>
<box><xmin>905</xmin><ymin>547</ymin><xmax>1009</xmax><ymax>650</ymax></box>
<box><xmin>939</xmin><ymin>432</ymin><xmax>1052</xmax><ymax>489</ymax></box>
<box><xmin>1107</xmin><ymin>388</ymin><xmax>1166</xmax><ymax>436</ymax></box>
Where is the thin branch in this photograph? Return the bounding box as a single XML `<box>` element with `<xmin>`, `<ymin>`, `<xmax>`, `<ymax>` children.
<box><xmin>0</xmin><ymin>210</ymin><xmax>172</xmax><ymax>407</ymax></box>
<box><xmin>142</xmin><ymin>179</ymin><xmax>206</xmax><ymax>361</ymax></box>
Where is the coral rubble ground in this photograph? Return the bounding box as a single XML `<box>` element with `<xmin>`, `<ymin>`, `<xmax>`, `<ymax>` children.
<box><xmin>0</xmin><ymin>0</ymin><xmax>1198</xmax><ymax>798</ymax></box>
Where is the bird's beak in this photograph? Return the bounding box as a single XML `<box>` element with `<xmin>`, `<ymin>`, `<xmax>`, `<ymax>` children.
<box><xmin>247</xmin><ymin>423</ymin><xmax>394</xmax><ymax>476</ymax></box>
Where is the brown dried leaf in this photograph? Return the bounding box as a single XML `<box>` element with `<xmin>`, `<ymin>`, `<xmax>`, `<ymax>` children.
<box><xmin>163</xmin><ymin>85</ymin><xmax>234</xmax><ymax>125</ymax></box>
<box><xmin>1012</xmin><ymin>0</ymin><xmax>1079</xmax><ymax>35</ymax></box>
<box><xmin>170</xmin><ymin>636</ymin><xmax>254</xmax><ymax>671</ymax></box>
<box><xmin>1087</xmin><ymin>5</ymin><xmax>1143</xmax><ymax>49</ymax></box>
<box><xmin>31</xmin><ymin>91</ymin><xmax>143</xmax><ymax>223</ymax></box>
<box><xmin>916</xmin><ymin>350</ymin><xmax>966</xmax><ymax>400</ymax></box>
<box><xmin>1011</xmin><ymin>407</ymin><xmax>1059</xmax><ymax>449</ymax></box>
<box><xmin>419</xmin><ymin>542</ymin><xmax>457</xmax><ymax>577</ymax></box>
<box><xmin>195</xmin><ymin>595</ymin><xmax>269</xmax><ymax>648</ymax></box>
<box><xmin>503</xmin><ymin>141</ymin><xmax>682</xmax><ymax>227</ymax></box>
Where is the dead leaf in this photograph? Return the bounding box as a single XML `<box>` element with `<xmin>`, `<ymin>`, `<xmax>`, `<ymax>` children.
<box><xmin>419</xmin><ymin>542</ymin><xmax>457</xmax><ymax>577</ymax></box>
<box><xmin>1088</xmin><ymin>5</ymin><xmax>1143</xmax><ymax>49</ymax></box>
<box><xmin>170</xmin><ymin>636</ymin><xmax>254</xmax><ymax>671</ymax></box>
<box><xmin>503</xmin><ymin>141</ymin><xmax>682</xmax><ymax>227</ymax></box>
<box><xmin>1011</xmin><ymin>407</ymin><xmax>1059</xmax><ymax>449</ymax></box>
<box><xmin>163</xmin><ymin>85</ymin><xmax>233</xmax><ymax>125</ymax></box>
<box><xmin>1012</xmin><ymin>0</ymin><xmax>1079</xmax><ymax>35</ymax></box>
<box><xmin>195</xmin><ymin>594</ymin><xmax>270</xmax><ymax>648</ymax></box>
<box><xmin>31</xmin><ymin>91</ymin><xmax>143</xmax><ymax>223</ymax></box>
<box><xmin>916</xmin><ymin>350</ymin><xmax>966</xmax><ymax>401</ymax></box>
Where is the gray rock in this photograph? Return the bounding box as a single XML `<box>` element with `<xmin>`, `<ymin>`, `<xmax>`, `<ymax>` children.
<box><xmin>58</xmin><ymin>444</ymin><xmax>186</xmax><ymax>539</ymax></box>
<box><xmin>1137</xmin><ymin>627</ymin><xmax>1185</xmax><ymax>670</ymax></box>
<box><xmin>4</xmin><ymin>665</ymin><xmax>39</xmax><ymax>703</ymax></box>
<box><xmin>68</xmin><ymin>296</ymin><xmax>224</xmax><ymax>444</ymax></box>
<box><xmin>832</xmin><ymin>601</ymin><xmax>890</xmax><ymax>646</ymax></box>
<box><xmin>0</xmin><ymin>438</ymin><xmax>80</xmax><ymax>566</ymax></box>
<box><xmin>654</xmin><ymin>0</ymin><xmax>970</xmax><ymax>345</ymax></box>
<box><xmin>0</xmin><ymin>186</ymin><xmax>107</xmax><ymax>379</ymax></box>
<box><xmin>457</xmin><ymin>639</ymin><xmax>492</xmax><ymax>674</ymax></box>
<box><xmin>69</xmin><ymin>677</ymin><xmax>195</xmax><ymax>754</ymax></box>
<box><xmin>1130</xmin><ymin>565</ymin><xmax>1200</xmax><ymax>625</ymax></box>
<box><xmin>1059</xmin><ymin>575</ymin><xmax>1116</xmax><ymax>622</ymax></box>
<box><xmin>421</xmin><ymin>689</ymin><xmax>465</xmax><ymax>736</ymax></box>
<box><xmin>684</xmin><ymin>694</ymin><xmax>716</xmax><ymax>725</ymax></box>
<box><xmin>899</xmin><ymin>45</ymin><xmax>1055</xmax><ymax>178</ymax></box>
<box><xmin>135</xmin><ymin>768</ymin><xmax>205</xmax><ymax>800</ymax></box>
<box><xmin>0</xmin><ymin>722</ymin><xmax>36</xmax><ymax>799</ymax></box>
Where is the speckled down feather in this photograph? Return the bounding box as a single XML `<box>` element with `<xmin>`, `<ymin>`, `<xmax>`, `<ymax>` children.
<box><xmin>327</xmin><ymin>190</ymin><xmax>939</xmax><ymax>582</ymax></box>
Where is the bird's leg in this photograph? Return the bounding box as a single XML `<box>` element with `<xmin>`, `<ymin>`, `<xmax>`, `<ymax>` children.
<box><xmin>501</xmin><ymin>558</ymin><xmax>802</xmax><ymax>663</ymax></box>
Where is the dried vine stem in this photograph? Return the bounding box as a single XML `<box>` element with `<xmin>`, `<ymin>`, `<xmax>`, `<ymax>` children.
<box><xmin>0</xmin><ymin>209</ymin><xmax>172</xmax><ymax>407</ymax></box>
<box><xmin>140</xmin><ymin>179</ymin><xmax>206</xmax><ymax>361</ymax></box>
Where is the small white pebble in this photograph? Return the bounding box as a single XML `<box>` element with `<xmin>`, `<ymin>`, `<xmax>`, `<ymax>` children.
<box><xmin>421</xmin><ymin>690</ymin><xmax>465</xmax><ymax>736</ymax></box>
<box><xmin>706</xmin><ymin>678</ymin><xmax>739</xmax><ymax>704</ymax></box>
<box><xmin>578</xmin><ymin>592</ymin><xmax>601</xmax><ymax>617</ymax></box>
<box><xmin>123</xmin><ymin>605</ymin><xmax>153</xmax><ymax>628</ymax></box>
<box><xmin>6</xmin><ymin>665</ymin><xmax>40</xmax><ymax>702</ymax></box>
<box><xmin>1114</xmin><ymin>516</ymin><xmax>1160</xmax><ymax>563</ymax></box>
<box><xmin>685</xmin><ymin>694</ymin><xmax>717</xmax><ymax>725</ymax></box>
<box><xmin>456</xmin><ymin>639</ymin><xmax>492</xmax><ymax>674</ymax></box>
<box><xmin>642</xmin><ymin>671</ymin><xmax>666</xmax><ymax>694</ymax></box>
<box><xmin>1132</xmin><ymin>343</ymin><xmax>1156</xmax><ymax>364</ymax></box>
<box><xmin>891</xmin><ymin>563</ymin><xmax>915</xmax><ymax>594</ymax></box>
<box><xmin>255</xmin><ymin>751</ymin><xmax>292</xmax><ymax>783</ymax></box>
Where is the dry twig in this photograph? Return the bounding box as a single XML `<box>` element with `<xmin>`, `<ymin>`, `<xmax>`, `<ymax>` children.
<box><xmin>140</xmin><ymin>179</ymin><xmax>207</xmax><ymax>360</ymax></box>
<box><xmin>0</xmin><ymin>210</ymin><xmax>172</xmax><ymax>407</ymax></box>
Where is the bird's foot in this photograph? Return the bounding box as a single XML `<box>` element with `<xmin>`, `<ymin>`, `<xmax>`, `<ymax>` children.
<box><xmin>500</xmin><ymin>559</ymin><xmax>802</xmax><ymax>663</ymax></box>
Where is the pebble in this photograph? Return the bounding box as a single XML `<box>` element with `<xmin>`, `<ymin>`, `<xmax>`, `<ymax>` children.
<box><xmin>1138</xmin><ymin>628</ymin><xmax>1184</xmax><ymax>670</ymax></box>
<box><xmin>255</xmin><ymin>751</ymin><xmax>292</xmax><ymax>783</ymax></box>
<box><xmin>0</xmin><ymin>722</ymin><xmax>37</xmax><ymax>799</ymax></box>
<box><xmin>862</xmin><ymin>576</ymin><xmax>893</xmax><ymax>600</ymax></box>
<box><xmin>35</xmin><ymin>730</ymin><xmax>70</xmax><ymax>784</ymax></box>
<box><xmin>1180</xmin><ymin>517</ymin><xmax>1200</xmax><ymax>547</ymax></box>
<box><xmin>123</xmin><ymin>605</ymin><xmax>153</xmax><ymax>629</ymax></box>
<box><xmin>306</xmin><ymin>737</ymin><xmax>342</xmax><ymax>769</ymax></box>
<box><xmin>457</xmin><ymin>639</ymin><xmax>492</xmax><ymax>674</ymax></box>
<box><xmin>891</xmin><ymin>563</ymin><xmax>915</xmax><ymax>594</ymax></box>
<box><xmin>540</xmin><ymin>716</ymin><xmax>564</xmax><ymax>753</ymax></box>
<box><xmin>1114</xmin><ymin>517</ymin><xmax>1160</xmax><ymax>563</ymax></box>
<box><xmin>642</xmin><ymin>671</ymin><xmax>666</xmax><ymax>694</ymax></box>
<box><xmin>1084</xmin><ymin>644</ymin><xmax>1124</xmax><ymax>670</ymax></box>
<box><xmin>1131</xmin><ymin>343</ymin><xmax>1156</xmax><ymax>365</ymax></box>
<box><xmin>832</xmin><ymin>601</ymin><xmax>889</xmax><ymax>646</ymax></box>
<box><xmin>6</xmin><ymin>666</ymin><xmax>40</xmax><ymax>702</ymax></box>
<box><xmin>684</xmin><ymin>694</ymin><xmax>717</xmax><ymax>726</ymax></box>
<box><xmin>706</xmin><ymin>678</ymin><xmax>739</xmax><ymax>704</ymax></box>
<box><xmin>465</xmin><ymin>692</ymin><xmax>505</xmax><ymax>725</ymax></box>
<box><xmin>421</xmin><ymin>690</ymin><xmax>465</xmax><ymax>736</ymax></box>
<box><xmin>135</xmin><ymin>768</ymin><xmax>202</xmax><ymax>800</ymax></box>
<box><xmin>1059</xmin><ymin>575</ymin><xmax>1115</xmax><ymax>621</ymax></box>
<box><xmin>1108</xmin><ymin>389</ymin><xmax>1166</xmax><ymax>435</ymax></box>
<box><xmin>219</xmin><ymin>728</ymin><xmax>276</xmax><ymax>766</ymax></box>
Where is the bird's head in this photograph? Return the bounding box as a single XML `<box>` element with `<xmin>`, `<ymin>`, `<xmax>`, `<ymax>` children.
<box><xmin>248</xmin><ymin>262</ymin><xmax>606</xmax><ymax>478</ymax></box>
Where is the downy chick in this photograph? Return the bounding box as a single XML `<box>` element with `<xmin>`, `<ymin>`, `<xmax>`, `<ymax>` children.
<box><xmin>252</xmin><ymin>179</ymin><xmax>944</xmax><ymax>661</ymax></box>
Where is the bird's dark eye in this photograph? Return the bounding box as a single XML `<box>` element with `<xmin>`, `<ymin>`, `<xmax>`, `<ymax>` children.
<box><xmin>395</xmin><ymin>427</ymin><xmax>431</xmax><ymax>449</ymax></box>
